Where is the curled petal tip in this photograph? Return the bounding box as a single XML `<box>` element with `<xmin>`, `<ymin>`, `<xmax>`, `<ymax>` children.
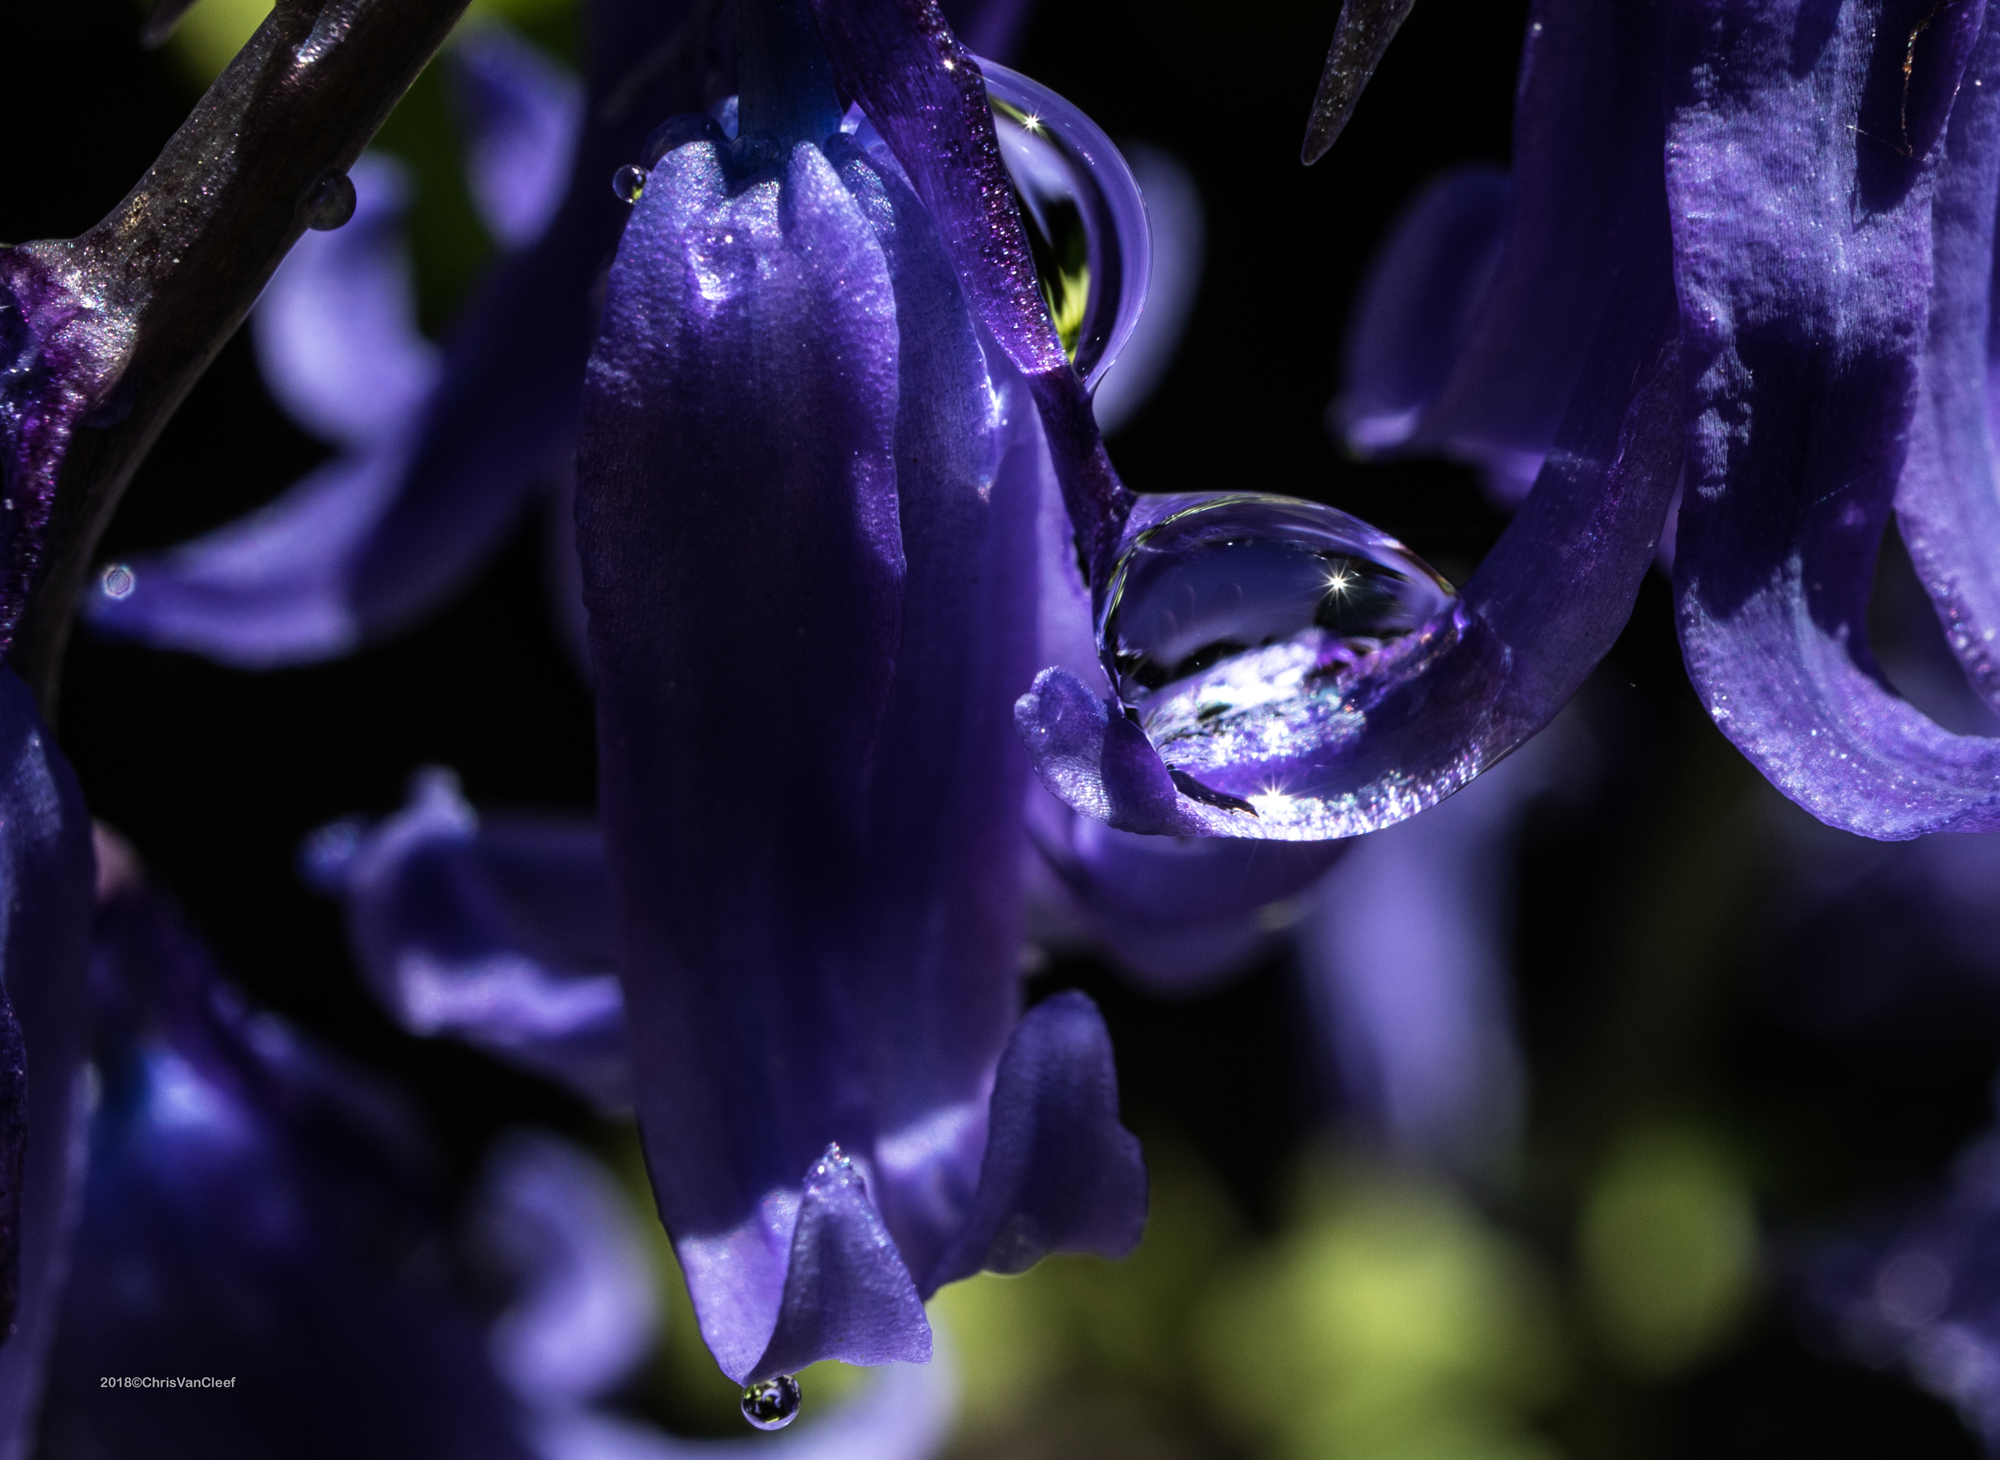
<box><xmin>1301</xmin><ymin>0</ymin><xmax>1419</xmax><ymax>164</ymax></box>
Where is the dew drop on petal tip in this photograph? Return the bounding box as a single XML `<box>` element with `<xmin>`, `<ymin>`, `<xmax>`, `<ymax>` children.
<box><xmin>741</xmin><ymin>1374</ymin><xmax>802</xmax><ymax>1431</ymax></box>
<box><xmin>1097</xmin><ymin>492</ymin><xmax>1470</xmax><ymax>834</ymax></box>
<box><xmin>611</xmin><ymin>165</ymin><xmax>648</xmax><ymax>205</ymax></box>
<box><xmin>100</xmin><ymin>564</ymin><xmax>135</xmax><ymax>601</ymax></box>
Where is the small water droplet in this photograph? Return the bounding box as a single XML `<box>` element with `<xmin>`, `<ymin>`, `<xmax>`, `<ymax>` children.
<box><xmin>298</xmin><ymin>170</ymin><xmax>356</xmax><ymax>231</ymax></box>
<box><xmin>980</xmin><ymin>59</ymin><xmax>1148</xmax><ymax>388</ymax></box>
<box><xmin>740</xmin><ymin>1374</ymin><xmax>802</xmax><ymax>1430</ymax></box>
<box><xmin>100</xmin><ymin>564</ymin><xmax>136</xmax><ymax>600</ymax></box>
<box><xmin>611</xmin><ymin>165</ymin><xmax>649</xmax><ymax>205</ymax></box>
<box><xmin>1097</xmin><ymin>493</ymin><xmax>1470</xmax><ymax>832</ymax></box>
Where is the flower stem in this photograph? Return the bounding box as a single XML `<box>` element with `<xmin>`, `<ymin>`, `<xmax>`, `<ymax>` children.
<box><xmin>736</xmin><ymin>0</ymin><xmax>843</xmax><ymax>147</ymax></box>
<box><xmin>13</xmin><ymin>0</ymin><xmax>472</xmax><ymax>716</ymax></box>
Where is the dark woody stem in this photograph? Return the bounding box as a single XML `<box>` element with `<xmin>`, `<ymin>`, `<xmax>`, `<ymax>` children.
<box><xmin>13</xmin><ymin>0</ymin><xmax>473</xmax><ymax>715</ymax></box>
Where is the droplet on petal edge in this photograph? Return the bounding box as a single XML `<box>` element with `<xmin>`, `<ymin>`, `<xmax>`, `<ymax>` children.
<box><xmin>978</xmin><ymin>57</ymin><xmax>1150</xmax><ymax>390</ymax></box>
<box><xmin>1097</xmin><ymin>492</ymin><xmax>1472</xmax><ymax>834</ymax></box>
<box><xmin>298</xmin><ymin>170</ymin><xmax>357</xmax><ymax>231</ymax></box>
<box><xmin>741</xmin><ymin>1373</ymin><xmax>802</xmax><ymax>1431</ymax></box>
<box><xmin>100</xmin><ymin>564</ymin><xmax>135</xmax><ymax>601</ymax></box>
<box><xmin>611</xmin><ymin>165</ymin><xmax>648</xmax><ymax>205</ymax></box>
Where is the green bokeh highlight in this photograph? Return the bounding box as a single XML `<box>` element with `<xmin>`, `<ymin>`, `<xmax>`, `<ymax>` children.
<box><xmin>1198</xmin><ymin>1155</ymin><xmax>1567</xmax><ymax>1460</ymax></box>
<box><xmin>1578</xmin><ymin>1126</ymin><xmax>1757</xmax><ymax>1378</ymax></box>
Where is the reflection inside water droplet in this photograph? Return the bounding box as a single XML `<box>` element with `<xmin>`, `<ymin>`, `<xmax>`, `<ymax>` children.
<box><xmin>1098</xmin><ymin>493</ymin><xmax>1471</xmax><ymax>832</ymax></box>
<box><xmin>611</xmin><ymin>165</ymin><xmax>648</xmax><ymax>205</ymax></box>
<box><xmin>979</xmin><ymin>58</ymin><xmax>1149</xmax><ymax>389</ymax></box>
<box><xmin>101</xmin><ymin>564</ymin><xmax>136</xmax><ymax>601</ymax></box>
<box><xmin>741</xmin><ymin>1373</ymin><xmax>802</xmax><ymax>1430</ymax></box>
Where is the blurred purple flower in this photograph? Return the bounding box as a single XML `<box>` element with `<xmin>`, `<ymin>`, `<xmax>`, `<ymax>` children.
<box><xmin>1806</xmin><ymin>1114</ymin><xmax>2000</xmax><ymax>1450</ymax></box>
<box><xmin>39</xmin><ymin>863</ymin><xmax>959</xmax><ymax>1458</ymax></box>
<box><xmin>84</xmin><ymin>10</ymin><xmax>682</xmax><ymax>665</ymax></box>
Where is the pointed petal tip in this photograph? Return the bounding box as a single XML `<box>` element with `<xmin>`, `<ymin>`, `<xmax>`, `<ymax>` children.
<box><xmin>1301</xmin><ymin>0</ymin><xmax>1420</xmax><ymax>166</ymax></box>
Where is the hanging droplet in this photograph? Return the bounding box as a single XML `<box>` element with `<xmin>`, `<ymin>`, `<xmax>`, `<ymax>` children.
<box><xmin>611</xmin><ymin>165</ymin><xmax>649</xmax><ymax>205</ymax></box>
<box><xmin>978</xmin><ymin>58</ymin><xmax>1149</xmax><ymax>389</ymax></box>
<box><xmin>740</xmin><ymin>1374</ymin><xmax>802</xmax><ymax>1431</ymax></box>
<box><xmin>100</xmin><ymin>563</ymin><xmax>136</xmax><ymax>601</ymax></box>
<box><xmin>1097</xmin><ymin>492</ymin><xmax>1471</xmax><ymax>832</ymax></box>
<box><xmin>298</xmin><ymin>170</ymin><xmax>357</xmax><ymax>231</ymax></box>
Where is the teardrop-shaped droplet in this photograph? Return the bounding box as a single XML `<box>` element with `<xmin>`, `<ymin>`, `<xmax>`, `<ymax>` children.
<box><xmin>1097</xmin><ymin>492</ymin><xmax>1471</xmax><ymax>831</ymax></box>
<box><xmin>610</xmin><ymin>164</ymin><xmax>648</xmax><ymax>205</ymax></box>
<box><xmin>298</xmin><ymin>170</ymin><xmax>357</xmax><ymax>231</ymax></box>
<box><xmin>740</xmin><ymin>1374</ymin><xmax>802</xmax><ymax>1431</ymax></box>
<box><xmin>978</xmin><ymin>58</ymin><xmax>1149</xmax><ymax>390</ymax></box>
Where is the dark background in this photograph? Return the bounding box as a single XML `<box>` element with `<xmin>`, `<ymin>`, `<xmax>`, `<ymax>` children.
<box><xmin>2</xmin><ymin>0</ymin><xmax>1992</xmax><ymax>1453</ymax></box>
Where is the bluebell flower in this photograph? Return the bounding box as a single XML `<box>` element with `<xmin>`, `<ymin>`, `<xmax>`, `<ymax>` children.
<box><xmin>574</xmin><ymin>0</ymin><xmax>1155</xmax><ymax>1383</ymax></box>
<box><xmin>1336</xmin><ymin>0</ymin><xmax>2000</xmax><ymax>840</ymax></box>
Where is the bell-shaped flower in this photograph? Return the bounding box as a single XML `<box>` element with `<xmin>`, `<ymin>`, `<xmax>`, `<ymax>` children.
<box><xmin>575</xmin><ymin>0</ymin><xmax>1148</xmax><ymax>1385</ymax></box>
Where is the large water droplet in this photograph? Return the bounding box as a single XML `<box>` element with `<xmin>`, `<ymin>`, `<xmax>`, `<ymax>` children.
<box><xmin>1098</xmin><ymin>492</ymin><xmax>1470</xmax><ymax>831</ymax></box>
<box><xmin>100</xmin><ymin>563</ymin><xmax>136</xmax><ymax>600</ymax></box>
<box><xmin>611</xmin><ymin>164</ymin><xmax>648</xmax><ymax>205</ymax></box>
<box><xmin>978</xmin><ymin>59</ymin><xmax>1149</xmax><ymax>390</ymax></box>
<box><xmin>741</xmin><ymin>1374</ymin><xmax>802</xmax><ymax>1430</ymax></box>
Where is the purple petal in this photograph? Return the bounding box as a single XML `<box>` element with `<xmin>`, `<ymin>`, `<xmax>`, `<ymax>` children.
<box><xmin>940</xmin><ymin>0</ymin><xmax>1034</xmax><ymax>61</ymax></box>
<box><xmin>748</xmin><ymin>1147</ymin><xmax>932</xmax><ymax>1382</ymax></box>
<box><xmin>452</xmin><ymin>25</ymin><xmax>585</xmax><ymax>251</ymax></box>
<box><xmin>924</xmin><ymin>991</ymin><xmax>1146</xmax><ymax>1291</ymax></box>
<box><xmin>1337</xmin><ymin>165</ymin><xmax>1511</xmax><ymax>456</ymax></box>
<box><xmin>1092</xmin><ymin>143</ymin><xmax>1204</xmax><ymax>437</ymax></box>
<box><xmin>0</xmin><ymin>670</ymin><xmax>93</xmax><ymax>1456</ymax></box>
<box><xmin>86</xmin><ymin>438</ymin><xmax>415</xmax><ymax>666</ymax></box>
<box><xmin>1017</xmin><ymin>0</ymin><xmax>1681</xmax><ymax>843</ymax></box>
<box><xmin>1896</xmin><ymin>1</ymin><xmax>2000</xmax><ymax>717</ymax></box>
<box><xmin>806</xmin><ymin>0</ymin><xmax>1133</xmax><ymax>569</ymax></box>
<box><xmin>1015</xmin><ymin>264</ymin><xmax>1678</xmax><ymax>843</ymax></box>
<box><xmin>1015</xmin><ymin>666</ymin><xmax>1243</xmax><ymax>836</ymax></box>
<box><xmin>1299</xmin><ymin>716</ymin><xmax>1578</xmax><ymax>1172</ymax></box>
<box><xmin>1411</xmin><ymin>0</ymin><xmax>1667</xmax><ymax>469</ymax></box>
<box><xmin>47</xmin><ymin>878</ymin><xmax>533</xmax><ymax>1460</ymax></box>
<box><xmin>305</xmin><ymin>769</ymin><xmax>628</xmax><ymax>1113</ymax></box>
<box><xmin>579</xmin><ymin>135</ymin><xmax>912</xmax><ymax>1383</ymax></box>
<box><xmin>0</xmin><ymin>251</ymin><xmax>130</xmax><ymax>658</ymax></box>
<box><xmin>1670</xmin><ymin>0</ymin><xmax>2000</xmax><ymax>838</ymax></box>
<box><xmin>472</xmin><ymin>1130</ymin><xmax>661</xmax><ymax>1409</ymax></box>
<box><xmin>1026</xmin><ymin>789</ymin><xmax>1345</xmax><ymax>992</ymax></box>
<box><xmin>253</xmin><ymin>153</ymin><xmax>439</xmax><ymax>450</ymax></box>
